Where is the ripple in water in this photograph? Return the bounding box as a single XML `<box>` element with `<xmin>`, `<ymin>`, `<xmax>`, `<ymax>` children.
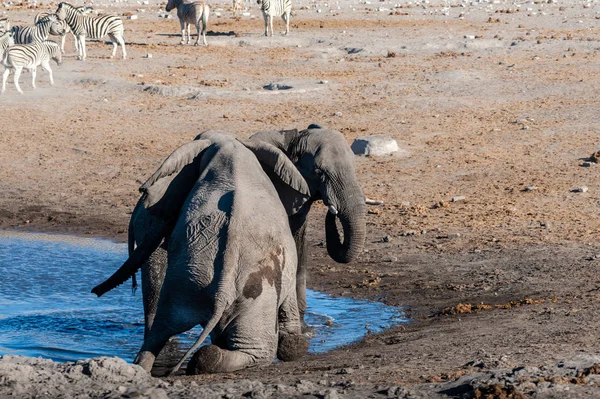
<box><xmin>0</xmin><ymin>231</ymin><xmax>408</xmax><ymax>362</ymax></box>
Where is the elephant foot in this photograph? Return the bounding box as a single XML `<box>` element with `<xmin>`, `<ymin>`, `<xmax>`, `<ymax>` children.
<box><xmin>186</xmin><ymin>345</ymin><xmax>223</xmax><ymax>375</ymax></box>
<box><xmin>277</xmin><ymin>334</ymin><xmax>308</xmax><ymax>362</ymax></box>
<box><xmin>134</xmin><ymin>351</ymin><xmax>156</xmax><ymax>373</ymax></box>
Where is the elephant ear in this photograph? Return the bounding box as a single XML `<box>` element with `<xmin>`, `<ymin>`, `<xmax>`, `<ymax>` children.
<box><xmin>237</xmin><ymin>138</ymin><xmax>310</xmax><ymax>215</ymax></box>
<box><xmin>140</xmin><ymin>139</ymin><xmax>212</xmax><ymax>219</ymax></box>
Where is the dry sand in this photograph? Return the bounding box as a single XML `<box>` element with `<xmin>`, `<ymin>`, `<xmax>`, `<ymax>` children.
<box><xmin>2</xmin><ymin>0</ymin><xmax>600</xmax><ymax>397</ymax></box>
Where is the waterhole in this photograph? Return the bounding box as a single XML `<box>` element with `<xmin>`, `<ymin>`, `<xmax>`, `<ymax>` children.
<box><xmin>0</xmin><ymin>231</ymin><xmax>407</xmax><ymax>362</ymax></box>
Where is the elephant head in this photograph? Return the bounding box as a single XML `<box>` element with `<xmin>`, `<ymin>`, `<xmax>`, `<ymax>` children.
<box><xmin>250</xmin><ymin>126</ymin><xmax>366</xmax><ymax>264</ymax></box>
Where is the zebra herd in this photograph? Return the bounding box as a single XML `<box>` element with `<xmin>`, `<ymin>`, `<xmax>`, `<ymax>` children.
<box><xmin>0</xmin><ymin>2</ymin><xmax>127</xmax><ymax>93</ymax></box>
<box><xmin>0</xmin><ymin>0</ymin><xmax>293</xmax><ymax>94</ymax></box>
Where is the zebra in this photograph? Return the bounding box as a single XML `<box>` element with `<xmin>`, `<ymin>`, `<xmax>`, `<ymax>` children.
<box><xmin>0</xmin><ymin>31</ymin><xmax>14</xmax><ymax>64</ymax></box>
<box><xmin>165</xmin><ymin>0</ymin><xmax>209</xmax><ymax>46</ymax></box>
<box><xmin>34</xmin><ymin>7</ymin><xmax>93</xmax><ymax>54</ymax></box>
<box><xmin>55</xmin><ymin>2</ymin><xmax>126</xmax><ymax>60</ymax></box>
<box><xmin>11</xmin><ymin>14</ymin><xmax>66</xmax><ymax>45</ymax></box>
<box><xmin>257</xmin><ymin>0</ymin><xmax>291</xmax><ymax>36</ymax></box>
<box><xmin>0</xmin><ymin>17</ymin><xmax>9</xmax><ymax>35</ymax></box>
<box><xmin>232</xmin><ymin>0</ymin><xmax>243</xmax><ymax>16</ymax></box>
<box><xmin>2</xmin><ymin>40</ymin><xmax>62</xmax><ymax>94</ymax></box>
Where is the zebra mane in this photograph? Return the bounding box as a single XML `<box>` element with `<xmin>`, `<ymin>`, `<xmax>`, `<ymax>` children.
<box><xmin>37</xmin><ymin>14</ymin><xmax>59</xmax><ymax>24</ymax></box>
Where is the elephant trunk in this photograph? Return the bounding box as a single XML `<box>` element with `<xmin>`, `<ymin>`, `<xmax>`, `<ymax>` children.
<box><xmin>324</xmin><ymin>182</ymin><xmax>366</xmax><ymax>264</ymax></box>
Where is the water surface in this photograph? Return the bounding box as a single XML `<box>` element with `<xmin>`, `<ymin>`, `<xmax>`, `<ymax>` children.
<box><xmin>0</xmin><ymin>231</ymin><xmax>407</xmax><ymax>362</ymax></box>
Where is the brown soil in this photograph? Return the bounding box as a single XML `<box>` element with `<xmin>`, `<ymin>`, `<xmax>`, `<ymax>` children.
<box><xmin>2</xmin><ymin>1</ymin><xmax>600</xmax><ymax>396</ymax></box>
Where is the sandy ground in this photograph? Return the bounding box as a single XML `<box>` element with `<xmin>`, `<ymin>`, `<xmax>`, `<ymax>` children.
<box><xmin>2</xmin><ymin>0</ymin><xmax>600</xmax><ymax>397</ymax></box>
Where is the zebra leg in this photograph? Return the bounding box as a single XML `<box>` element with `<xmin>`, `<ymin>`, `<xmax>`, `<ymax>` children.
<box><xmin>77</xmin><ymin>35</ymin><xmax>86</xmax><ymax>60</ymax></box>
<box><xmin>269</xmin><ymin>15</ymin><xmax>273</xmax><ymax>37</ymax></box>
<box><xmin>262</xmin><ymin>12</ymin><xmax>268</xmax><ymax>36</ymax></box>
<box><xmin>41</xmin><ymin>60</ymin><xmax>53</xmax><ymax>86</ymax></box>
<box><xmin>1</xmin><ymin>68</ymin><xmax>9</xmax><ymax>94</ymax></box>
<box><xmin>179</xmin><ymin>19</ymin><xmax>186</xmax><ymax>45</ymax></box>
<box><xmin>31</xmin><ymin>67</ymin><xmax>37</xmax><ymax>89</ymax></box>
<box><xmin>283</xmin><ymin>11</ymin><xmax>290</xmax><ymax>35</ymax></box>
<box><xmin>13</xmin><ymin>66</ymin><xmax>23</xmax><ymax>94</ymax></box>
<box><xmin>60</xmin><ymin>35</ymin><xmax>66</xmax><ymax>54</ymax></box>
<box><xmin>118</xmin><ymin>35</ymin><xmax>127</xmax><ymax>59</ymax></box>
<box><xmin>73</xmin><ymin>32</ymin><xmax>79</xmax><ymax>52</ymax></box>
<box><xmin>187</xmin><ymin>24</ymin><xmax>191</xmax><ymax>44</ymax></box>
<box><xmin>108</xmin><ymin>33</ymin><xmax>118</xmax><ymax>58</ymax></box>
<box><xmin>202</xmin><ymin>6</ymin><xmax>209</xmax><ymax>46</ymax></box>
<box><xmin>193</xmin><ymin>22</ymin><xmax>201</xmax><ymax>46</ymax></box>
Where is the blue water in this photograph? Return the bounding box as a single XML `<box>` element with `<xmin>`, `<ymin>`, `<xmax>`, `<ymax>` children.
<box><xmin>0</xmin><ymin>231</ymin><xmax>407</xmax><ymax>363</ymax></box>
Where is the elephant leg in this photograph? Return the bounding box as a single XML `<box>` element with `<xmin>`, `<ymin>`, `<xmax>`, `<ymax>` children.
<box><xmin>277</xmin><ymin>289</ymin><xmax>308</xmax><ymax>361</ymax></box>
<box><xmin>187</xmin><ymin>289</ymin><xmax>278</xmax><ymax>374</ymax></box>
<box><xmin>141</xmin><ymin>247</ymin><xmax>168</xmax><ymax>338</ymax></box>
<box><xmin>135</xmin><ymin>301</ymin><xmax>200</xmax><ymax>373</ymax></box>
<box><xmin>292</xmin><ymin>221</ymin><xmax>309</xmax><ymax>328</ymax></box>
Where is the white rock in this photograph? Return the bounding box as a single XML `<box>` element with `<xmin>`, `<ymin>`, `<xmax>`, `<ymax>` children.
<box><xmin>127</xmin><ymin>14</ymin><xmax>138</xmax><ymax>19</ymax></box>
<box><xmin>351</xmin><ymin>136</ymin><xmax>399</xmax><ymax>156</ymax></box>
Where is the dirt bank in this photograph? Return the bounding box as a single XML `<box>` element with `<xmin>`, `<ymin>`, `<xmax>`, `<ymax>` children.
<box><xmin>2</xmin><ymin>0</ymin><xmax>600</xmax><ymax>397</ymax></box>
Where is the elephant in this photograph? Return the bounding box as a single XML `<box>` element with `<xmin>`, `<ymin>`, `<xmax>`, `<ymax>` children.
<box><xmin>92</xmin><ymin>130</ymin><xmax>310</xmax><ymax>374</ymax></box>
<box><xmin>126</xmin><ymin>125</ymin><xmax>369</xmax><ymax>337</ymax></box>
<box><xmin>249</xmin><ymin>125</ymin><xmax>367</xmax><ymax>324</ymax></box>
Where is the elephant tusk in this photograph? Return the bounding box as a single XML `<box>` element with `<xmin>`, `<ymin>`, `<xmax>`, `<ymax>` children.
<box><xmin>365</xmin><ymin>197</ymin><xmax>384</xmax><ymax>206</ymax></box>
<box><xmin>328</xmin><ymin>205</ymin><xmax>338</xmax><ymax>215</ymax></box>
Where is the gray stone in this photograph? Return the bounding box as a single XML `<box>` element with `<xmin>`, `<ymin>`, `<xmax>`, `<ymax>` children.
<box><xmin>452</xmin><ymin>195</ymin><xmax>465</xmax><ymax>202</ymax></box>
<box><xmin>573</xmin><ymin>186</ymin><xmax>588</xmax><ymax>193</ymax></box>
<box><xmin>351</xmin><ymin>136</ymin><xmax>399</xmax><ymax>156</ymax></box>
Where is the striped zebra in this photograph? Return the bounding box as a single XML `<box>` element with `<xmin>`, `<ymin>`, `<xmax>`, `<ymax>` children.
<box><xmin>35</xmin><ymin>7</ymin><xmax>92</xmax><ymax>54</ymax></box>
<box><xmin>0</xmin><ymin>17</ymin><xmax>9</xmax><ymax>35</ymax></box>
<box><xmin>1</xmin><ymin>40</ymin><xmax>62</xmax><ymax>94</ymax></box>
<box><xmin>11</xmin><ymin>14</ymin><xmax>65</xmax><ymax>45</ymax></box>
<box><xmin>232</xmin><ymin>0</ymin><xmax>243</xmax><ymax>16</ymax></box>
<box><xmin>165</xmin><ymin>0</ymin><xmax>209</xmax><ymax>46</ymax></box>
<box><xmin>0</xmin><ymin>31</ymin><xmax>14</xmax><ymax>64</ymax></box>
<box><xmin>55</xmin><ymin>2</ymin><xmax>126</xmax><ymax>60</ymax></box>
<box><xmin>257</xmin><ymin>0</ymin><xmax>291</xmax><ymax>36</ymax></box>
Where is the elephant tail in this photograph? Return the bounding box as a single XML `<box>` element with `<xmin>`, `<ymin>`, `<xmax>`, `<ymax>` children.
<box><xmin>128</xmin><ymin>215</ymin><xmax>138</xmax><ymax>295</ymax></box>
<box><xmin>91</xmin><ymin>231</ymin><xmax>164</xmax><ymax>297</ymax></box>
<box><xmin>168</xmin><ymin>298</ymin><xmax>228</xmax><ymax>375</ymax></box>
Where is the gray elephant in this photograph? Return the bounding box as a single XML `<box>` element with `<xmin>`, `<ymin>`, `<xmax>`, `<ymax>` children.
<box><xmin>127</xmin><ymin>125</ymin><xmax>368</xmax><ymax>337</ymax></box>
<box><xmin>92</xmin><ymin>130</ymin><xmax>310</xmax><ymax>374</ymax></box>
<box><xmin>249</xmin><ymin>125</ymin><xmax>367</xmax><ymax>323</ymax></box>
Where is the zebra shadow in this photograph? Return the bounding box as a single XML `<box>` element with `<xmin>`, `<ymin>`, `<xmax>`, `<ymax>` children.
<box><xmin>155</xmin><ymin>30</ymin><xmax>238</xmax><ymax>37</ymax></box>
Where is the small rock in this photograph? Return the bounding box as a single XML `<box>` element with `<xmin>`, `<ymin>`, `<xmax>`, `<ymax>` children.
<box><xmin>382</xmin><ymin>235</ymin><xmax>392</xmax><ymax>242</ymax></box>
<box><xmin>323</xmin><ymin>388</ymin><xmax>339</xmax><ymax>399</ymax></box>
<box><xmin>464</xmin><ymin>35</ymin><xmax>475</xmax><ymax>39</ymax></box>
<box><xmin>447</xmin><ymin>233</ymin><xmax>461</xmax><ymax>239</ymax></box>
<box><xmin>325</xmin><ymin>319</ymin><xmax>333</xmax><ymax>327</ymax></box>
<box><xmin>144</xmin><ymin>53</ymin><xmax>152</xmax><ymax>58</ymax></box>
<box><xmin>318</xmin><ymin>80</ymin><xmax>328</xmax><ymax>84</ymax></box>
<box><xmin>351</xmin><ymin>135</ymin><xmax>399</xmax><ymax>156</ymax></box>
<box><xmin>582</xmin><ymin>161</ymin><xmax>594</xmax><ymax>167</ymax></box>
<box><xmin>400</xmin><ymin>230</ymin><xmax>416</xmax><ymax>236</ymax></box>
<box><xmin>523</xmin><ymin>186</ymin><xmax>537</xmax><ymax>192</ymax></box>
<box><xmin>338</xmin><ymin>368</ymin><xmax>354</xmax><ymax>374</ymax></box>
<box><xmin>333</xmin><ymin>111</ymin><xmax>343</xmax><ymax>117</ymax></box>
<box><xmin>451</xmin><ymin>195</ymin><xmax>465</xmax><ymax>202</ymax></box>
<box><xmin>573</xmin><ymin>186</ymin><xmax>588</xmax><ymax>193</ymax></box>
<box><xmin>383</xmin><ymin>256</ymin><xmax>398</xmax><ymax>262</ymax></box>
<box><xmin>127</xmin><ymin>14</ymin><xmax>138</xmax><ymax>20</ymax></box>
